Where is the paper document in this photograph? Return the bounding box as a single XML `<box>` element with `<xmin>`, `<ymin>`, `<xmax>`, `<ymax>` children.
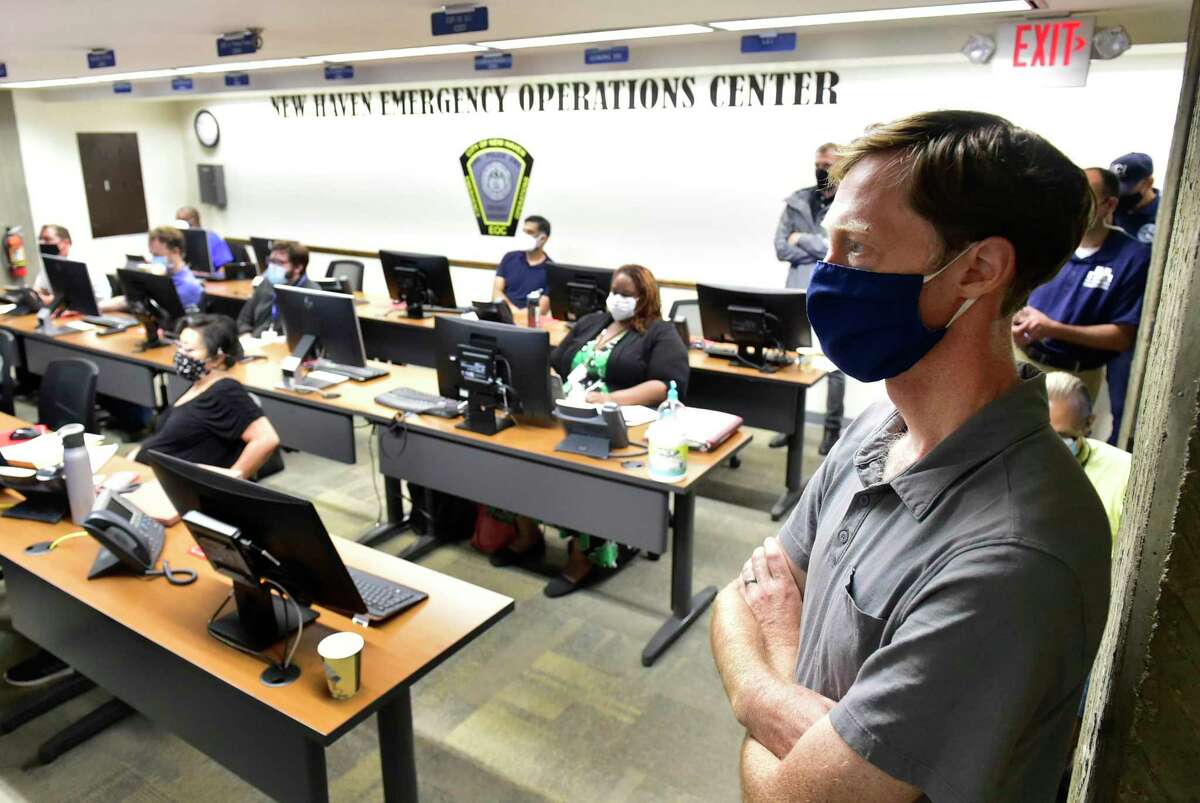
<box><xmin>0</xmin><ymin>432</ymin><xmax>113</xmax><ymax>470</ymax></box>
<box><xmin>620</xmin><ymin>405</ymin><xmax>659</xmax><ymax>427</ymax></box>
<box><xmin>305</xmin><ymin>370</ymin><xmax>349</xmax><ymax>386</ymax></box>
<box><xmin>0</xmin><ymin>304</ymin><xmax>15</xmax><ymax>315</ymax></box>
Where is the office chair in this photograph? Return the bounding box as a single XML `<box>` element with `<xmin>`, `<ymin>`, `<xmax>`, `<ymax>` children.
<box><xmin>0</xmin><ymin>329</ymin><xmax>18</xmax><ymax>416</ymax></box>
<box><xmin>106</xmin><ymin>274</ymin><xmax>123</xmax><ymax>298</ymax></box>
<box><xmin>228</xmin><ymin>242</ymin><xmax>251</xmax><ymax>264</ymax></box>
<box><xmin>38</xmin><ymin>358</ymin><xmax>99</xmax><ymax>432</ymax></box>
<box><xmin>668</xmin><ymin>299</ymin><xmax>702</xmax><ymax>341</ymax></box>
<box><xmin>326</xmin><ymin>260</ymin><xmax>365</xmax><ymax>293</ymax></box>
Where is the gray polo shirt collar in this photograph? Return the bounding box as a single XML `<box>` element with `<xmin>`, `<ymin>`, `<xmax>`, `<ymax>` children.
<box><xmin>854</xmin><ymin>367</ymin><xmax>1049</xmax><ymax>521</ymax></box>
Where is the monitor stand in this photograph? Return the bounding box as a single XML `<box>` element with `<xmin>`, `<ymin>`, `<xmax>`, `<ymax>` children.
<box><xmin>732</xmin><ymin>343</ymin><xmax>779</xmax><ymax>374</ymax></box>
<box><xmin>208</xmin><ymin>581</ymin><xmax>319</xmax><ymax>654</ymax></box>
<box><xmin>131</xmin><ymin>313</ymin><xmax>170</xmax><ymax>352</ymax></box>
<box><xmin>35</xmin><ymin>296</ymin><xmax>74</xmax><ymax>337</ymax></box>
<box><xmin>456</xmin><ymin>388</ymin><xmax>514</xmax><ymax>436</ymax></box>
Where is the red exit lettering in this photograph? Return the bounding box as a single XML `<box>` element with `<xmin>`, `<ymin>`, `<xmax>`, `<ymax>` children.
<box><xmin>1012</xmin><ymin>20</ymin><xmax>1087</xmax><ymax>68</ymax></box>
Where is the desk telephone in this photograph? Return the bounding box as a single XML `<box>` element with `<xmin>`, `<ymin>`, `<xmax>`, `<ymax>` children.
<box><xmin>82</xmin><ymin>489</ymin><xmax>195</xmax><ymax>584</ymax></box>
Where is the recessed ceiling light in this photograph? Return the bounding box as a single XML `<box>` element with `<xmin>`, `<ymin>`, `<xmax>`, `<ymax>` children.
<box><xmin>709</xmin><ymin>1</ymin><xmax>1033</xmax><ymax>32</ymax></box>
<box><xmin>188</xmin><ymin>57</ymin><xmax>321</xmax><ymax>75</ymax></box>
<box><xmin>478</xmin><ymin>23</ymin><xmax>712</xmax><ymax>50</ymax></box>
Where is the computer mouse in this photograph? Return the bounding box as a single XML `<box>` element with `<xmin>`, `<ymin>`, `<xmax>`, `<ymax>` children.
<box><xmin>10</xmin><ymin>427</ymin><xmax>41</xmax><ymax>441</ymax></box>
<box><xmin>321</xmin><ymin>392</ymin><xmax>341</xmax><ymax>400</ymax></box>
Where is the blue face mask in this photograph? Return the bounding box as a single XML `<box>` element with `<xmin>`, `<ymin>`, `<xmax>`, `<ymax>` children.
<box><xmin>1061</xmin><ymin>435</ymin><xmax>1081</xmax><ymax>457</ymax></box>
<box><xmin>805</xmin><ymin>246</ymin><xmax>977</xmax><ymax>382</ymax></box>
<box><xmin>264</xmin><ymin>263</ymin><xmax>288</xmax><ymax>285</ymax></box>
<box><xmin>152</xmin><ymin>255</ymin><xmax>168</xmax><ymax>267</ymax></box>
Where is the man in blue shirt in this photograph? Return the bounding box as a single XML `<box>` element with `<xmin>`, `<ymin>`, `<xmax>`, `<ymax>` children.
<box><xmin>492</xmin><ymin>215</ymin><xmax>551</xmax><ymax>313</ymax></box>
<box><xmin>176</xmin><ymin>206</ymin><xmax>234</xmax><ymax>272</ymax></box>
<box><xmin>1105</xmin><ymin>152</ymin><xmax>1160</xmax><ymax>444</ymax></box>
<box><xmin>1013</xmin><ymin>167</ymin><xmax>1150</xmax><ymax>411</ymax></box>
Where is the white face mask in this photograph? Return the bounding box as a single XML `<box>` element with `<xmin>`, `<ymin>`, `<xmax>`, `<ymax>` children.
<box><xmin>607</xmin><ymin>293</ymin><xmax>638</xmax><ymax>322</ymax></box>
<box><xmin>522</xmin><ymin>233</ymin><xmax>541</xmax><ymax>251</ymax></box>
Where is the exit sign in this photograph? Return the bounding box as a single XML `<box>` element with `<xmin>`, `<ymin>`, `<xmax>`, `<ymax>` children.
<box><xmin>994</xmin><ymin>17</ymin><xmax>1095</xmax><ymax>88</ymax></box>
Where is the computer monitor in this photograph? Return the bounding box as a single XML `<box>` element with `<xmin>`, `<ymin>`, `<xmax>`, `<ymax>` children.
<box><xmin>275</xmin><ymin>284</ymin><xmax>370</xmax><ymax>369</ymax></box>
<box><xmin>696</xmin><ymin>283</ymin><xmax>810</xmax><ymax>372</ymax></box>
<box><xmin>434</xmin><ymin>316</ymin><xmax>554</xmax><ymax>435</ymax></box>
<box><xmin>547</xmin><ymin>263</ymin><xmax>613</xmax><ymax>323</ymax></box>
<box><xmin>41</xmin><ymin>256</ymin><xmax>100</xmax><ymax>316</ymax></box>
<box><xmin>182</xmin><ymin>228</ymin><xmax>214</xmax><ymax>274</ymax></box>
<box><xmin>249</xmin><ymin>236</ymin><xmax>276</xmax><ymax>274</ymax></box>
<box><xmin>116</xmin><ymin>267</ymin><xmax>188</xmax><ymax>350</ymax></box>
<box><xmin>144</xmin><ymin>449</ymin><xmax>369</xmax><ymax>655</ymax></box>
<box><xmin>379</xmin><ymin>250</ymin><xmax>457</xmax><ymax>319</ymax></box>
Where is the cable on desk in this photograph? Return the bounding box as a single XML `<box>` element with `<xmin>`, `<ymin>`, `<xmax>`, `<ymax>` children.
<box><xmin>49</xmin><ymin>531</ymin><xmax>89</xmax><ymax>550</ymax></box>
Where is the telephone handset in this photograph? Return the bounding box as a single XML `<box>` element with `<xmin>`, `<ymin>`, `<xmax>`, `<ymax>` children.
<box><xmin>83</xmin><ymin>489</ymin><xmax>196</xmax><ymax>584</ymax></box>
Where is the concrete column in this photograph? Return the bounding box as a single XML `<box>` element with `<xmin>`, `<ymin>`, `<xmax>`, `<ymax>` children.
<box><xmin>0</xmin><ymin>91</ymin><xmax>36</xmax><ymax>285</ymax></box>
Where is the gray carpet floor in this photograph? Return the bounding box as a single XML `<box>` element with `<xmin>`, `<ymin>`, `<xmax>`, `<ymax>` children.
<box><xmin>0</xmin><ymin>404</ymin><xmax>828</xmax><ymax>802</ymax></box>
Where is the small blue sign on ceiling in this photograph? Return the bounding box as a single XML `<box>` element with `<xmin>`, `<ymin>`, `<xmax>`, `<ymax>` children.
<box><xmin>741</xmin><ymin>33</ymin><xmax>797</xmax><ymax>54</ymax></box>
<box><xmin>0</xmin><ymin>64</ymin><xmax>6</xmax><ymax>78</ymax></box>
<box><xmin>88</xmin><ymin>49</ymin><xmax>116</xmax><ymax>69</ymax></box>
<box><xmin>171</xmin><ymin>77</ymin><xmax>194</xmax><ymax>91</ymax></box>
<box><xmin>324</xmin><ymin>64</ymin><xmax>355</xmax><ymax>80</ymax></box>
<box><xmin>225</xmin><ymin>73</ymin><xmax>250</xmax><ymax>87</ymax></box>
<box><xmin>432</xmin><ymin>6</ymin><xmax>488</xmax><ymax>36</ymax></box>
<box><xmin>113</xmin><ymin>82</ymin><xmax>132</xmax><ymax>94</ymax></box>
<box><xmin>585</xmin><ymin>46</ymin><xmax>629</xmax><ymax>65</ymax></box>
<box><xmin>217</xmin><ymin>31</ymin><xmax>260</xmax><ymax>58</ymax></box>
<box><xmin>474</xmin><ymin>52</ymin><xmax>511</xmax><ymax>71</ymax></box>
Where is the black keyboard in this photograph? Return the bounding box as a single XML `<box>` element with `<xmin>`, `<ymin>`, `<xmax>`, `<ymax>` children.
<box><xmin>347</xmin><ymin>567</ymin><xmax>427</xmax><ymax>621</ymax></box>
<box><xmin>312</xmin><ymin>359</ymin><xmax>389</xmax><ymax>382</ymax></box>
<box><xmin>375</xmin><ymin>387</ymin><xmax>464</xmax><ymax>418</ymax></box>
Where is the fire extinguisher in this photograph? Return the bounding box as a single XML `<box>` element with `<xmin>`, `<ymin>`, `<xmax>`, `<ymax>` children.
<box><xmin>3</xmin><ymin>226</ymin><xmax>28</xmax><ymax>283</ymax></box>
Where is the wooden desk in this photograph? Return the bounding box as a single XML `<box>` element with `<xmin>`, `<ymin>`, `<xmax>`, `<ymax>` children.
<box><xmin>0</xmin><ymin>314</ymin><xmax>751</xmax><ymax>664</ymax></box>
<box><xmin>201</xmin><ymin>278</ymin><xmax>253</xmax><ymax>318</ymax></box>
<box><xmin>0</xmin><ymin>450</ymin><xmax>513</xmax><ymax>802</ymax></box>
<box><xmin>3</xmin><ymin>315</ymin><xmax>167</xmax><ymax>407</ymax></box>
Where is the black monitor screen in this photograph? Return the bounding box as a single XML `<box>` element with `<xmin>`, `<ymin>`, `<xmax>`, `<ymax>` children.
<box><xmin>547</xmin><ymin>264</ymin><xmax>613</xmax><ymax>322</ymax></box>
<box><xmin>42</xmin><ymin>256</ymin><xmax>100</xmax><ymax>316</ymax></box>
<box><xmin>434</xmin><ymin>316</ymin><xmax>554</xmax><ymax>426</ymax></box>
<box><xmin>696</xmin><ymin>283</ymin><xmax>811</xmax><ymax>351</ymax></box>
<box><xmin>275</xmin><ymin>284</ymin><xmax>369</xmax><ymax>367</ymax></box>
<box><xmin>182</xmin><ymin>228</ymin><xmax>213</xmax><ymax>273</ymax></box>
<box><xmin>379</xmin><ymin>250</ymin><xmax>455</xmax><ymax>308</ymax></box>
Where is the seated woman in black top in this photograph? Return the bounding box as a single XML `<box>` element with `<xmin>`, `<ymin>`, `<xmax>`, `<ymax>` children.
<box><xmin>137</xmin><ymin>314</ymin><xmax>281</xmax><ymax>478</ymax></box>
<box><xmin>492</xmin><ymin>264</ymin><xmax>689</xmax><ymax>597</ymax></box>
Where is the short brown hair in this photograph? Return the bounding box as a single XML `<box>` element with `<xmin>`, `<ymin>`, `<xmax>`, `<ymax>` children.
<box><xmin>830</xmin><ymin>110</ymin><xmax>1091</xmax><ymax>315</ymax></box>
<box><xmin>39</xmin><ymin>224</ymin><xmax>71</xmax><ymax>243</ymax></box>
<box><xmin>149</xmin><ymin>225</ymin><xmax>185</xmax><ymax>253</ymax></box>
<box><xmin>613</xmin><ymin>264</ymin><xmax>662</xmax><ymax>334</ymax></box>
<box><xmin>270</xmin><ymin>240</ymin><xmax>309</xmax><ymax>270</ymax></box>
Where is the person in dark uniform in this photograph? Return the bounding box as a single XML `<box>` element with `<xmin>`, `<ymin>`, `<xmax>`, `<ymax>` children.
<box><xmin>1013</xmin><ymin>167</ymin><xmax>1150</xmax><ymax>417</ymax></box>
<box><xmin>490</xmin><ymin>264</ymin><xmax>689</xmax><ymax>597</ymax></box>
<box><xmin>1105</xmin><ymin>152</ymin><xmax>1160</xmax><ymax>444</ymax></box>
<box><xmin>774</xmin><ymin>142</ymin><xmax>844</xmax><ymax>454</ymax></box>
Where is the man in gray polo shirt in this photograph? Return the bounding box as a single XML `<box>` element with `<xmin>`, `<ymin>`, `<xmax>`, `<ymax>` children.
<box><xmin>711</xmin><ymin>111</ymin><xmax>1111</xmax><ymax>802</ymax></box>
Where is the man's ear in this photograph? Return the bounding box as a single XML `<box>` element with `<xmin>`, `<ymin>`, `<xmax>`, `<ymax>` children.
<box><xmin>959</xmin><ymin>236</ymin><xmax>1016</xmax><ymax>300</ymax></box>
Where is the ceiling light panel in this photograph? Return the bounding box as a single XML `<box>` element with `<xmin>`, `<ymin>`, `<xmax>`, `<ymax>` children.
<box><xmin>709</xmin><ymin>1</ymin><xmax>1032</xmax><ymax>32</ymax></box>
<box><xmin>478</xmin><ymin>23</ymin><xmax>712</xmax><ymax>50</ymax></box>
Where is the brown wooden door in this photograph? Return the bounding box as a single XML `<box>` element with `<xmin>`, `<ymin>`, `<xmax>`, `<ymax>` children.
<box><xmin>77</xmin><ymin>133</ymin><xmax>149</xmax><ymax>238</ymax></box>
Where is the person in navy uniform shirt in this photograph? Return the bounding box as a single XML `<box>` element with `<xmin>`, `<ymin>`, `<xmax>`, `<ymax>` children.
<box><xmin>1013</xmin><ymin>167</ymin><xmax>1150</xmax><ymax>418</ymax></box>
<box><xmin>1105</xmin><ymin>152</ymin><xmax>1160</xmax><ymax>444</ymax></box>
<box><xmin>492</xmin><ymin>215</ymin><xmax>552</xmax><ymax>314</ymax></box>
<box><xmin>1110</xmin><ymin>152</ymin><xmax>1159</xmax><ymax>245</ymax></box>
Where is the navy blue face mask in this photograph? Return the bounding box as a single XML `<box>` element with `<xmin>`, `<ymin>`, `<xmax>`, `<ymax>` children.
<box><xmin>806</xmin><ymin>246</ymin><xmax>976</xmax><ymax>382</ymax></box>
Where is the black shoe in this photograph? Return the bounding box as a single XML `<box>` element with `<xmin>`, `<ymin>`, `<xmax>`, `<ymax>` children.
<box><xmin>543</xmin><ymin>547</ymin><xmax>638</xmax><ymax>598</ymax></box>
<box><xmin>769</xmin><ymin>432</ymin><xmax>790</xmax><ymax>449</ymax></box>
<box><xmin>818</xmin><ymin>428</ymin><xmax>840</xmax><ymax>456</ymax></box>
<box><xmin>3</xmin><ymin>650</ymin><xmax>74</xmax><ymax>687</ymax></box>
<box><xmin>489</xmin><ymin>535</ymin><xmax>546</xmax><ymax>568</ymax></box>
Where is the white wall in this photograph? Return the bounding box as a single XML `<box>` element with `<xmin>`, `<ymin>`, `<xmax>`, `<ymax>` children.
<box><xmin>12</xmin><ymin>45</ymin><xmax>1187</xmax><ymax>418</ymax></box>
<box><xmin>176</xmin><ymin>48</ymin><xmax>1185</xmax><ymax>416</ymax></box>
<box><xmin>13</xmin><ymin>93</ymin><xmax>188</xmax><ymax>271</ymax></box>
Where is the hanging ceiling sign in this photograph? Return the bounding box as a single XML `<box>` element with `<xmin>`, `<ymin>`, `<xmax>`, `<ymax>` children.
<box><xmin>432</xmin><ymin>7</ymin><xmax>488</xmax><ymax>36</ymax></box>
<box><xmin>460</xmin><ymin>139</ymin><xmax>533</xmax><ymax>236</ymax></box>
<box><xmin>993</xmin><ymin>17</ymin><xmax>1095</xmax><ymax>87</ymax></box>
<box><xmin>88</xmin><ymin>49</ymin><xmax>116</xmax><ymax>69</ymax></box>
<box><xmin>585</xmin><ymin>46</ymin><xmax>629</xmax><ymax>65</ymax></box>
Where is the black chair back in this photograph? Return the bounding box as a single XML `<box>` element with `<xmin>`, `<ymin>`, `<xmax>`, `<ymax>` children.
<box><xmin>326</xmin><ymin>260</ymin><xmax>365</xmax><ymax>293</ymax></box>
<box><xmin>668</xmin><ymin>299</ymin><xmax>702</xmax><ymax>341</ymax></box>
<box><xmin>229</xmin><ymin>242</ymin><xmax>251</xmax><ymax>264</ymax></box>
<box><xmin>39</xmin><ymin>358</ymin><xmax>100</xmax><ymax>432</ymax></box>
<box><xmin>0</xmin><ymin>330</ymin><xmax>18</xmax><ymax>416</ymax></box>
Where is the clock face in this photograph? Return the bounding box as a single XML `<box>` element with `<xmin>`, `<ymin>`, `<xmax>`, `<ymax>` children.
<box><xmin>194</xmin><ymin>109</ymin><xmax>220</xmax><ymax>148</ymax></box>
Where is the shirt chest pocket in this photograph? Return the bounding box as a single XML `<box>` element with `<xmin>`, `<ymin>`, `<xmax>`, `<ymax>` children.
<box><xmin>825</xmin><ymin>567</ymin><xmax>889</xmax><ymax>700</ymax></box>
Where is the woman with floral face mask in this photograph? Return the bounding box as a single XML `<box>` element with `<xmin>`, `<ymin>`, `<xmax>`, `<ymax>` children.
<box><xmin>136</xmin><ymin>314</ymin><xmax>280</xmax><ymax>478</ymax></box>
<box><xmin>490</xmin><ymin>264</ymin><xmax>690</xmax><ymax>597</ymax></box>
